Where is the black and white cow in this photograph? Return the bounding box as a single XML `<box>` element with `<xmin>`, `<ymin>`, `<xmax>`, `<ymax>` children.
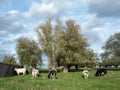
<box><xmin>48</xmin><ymin>70</ymin><xmax>57</xmax><ymax>79</ymax></box>
<box><xmin>95</xmin><ymin>68</ymin><xmax>107</xmax><ymax>77</ymax></box>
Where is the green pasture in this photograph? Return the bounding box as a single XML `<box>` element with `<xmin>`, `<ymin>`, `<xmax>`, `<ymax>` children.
<box><xmin>0</xmin><ymin>69</ymin><xmax>120</xmax><ymax>90</ymax></box>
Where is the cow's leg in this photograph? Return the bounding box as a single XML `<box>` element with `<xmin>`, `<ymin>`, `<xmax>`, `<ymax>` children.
<box><xmin>23</xmin><ymin>72</ymin><xmax>24</xmax><ymax>76</ymax></box>
<box><xmin>18</xmin><ymin>72</ymin><xmax>19</xmax><ymax>76</ymax></box>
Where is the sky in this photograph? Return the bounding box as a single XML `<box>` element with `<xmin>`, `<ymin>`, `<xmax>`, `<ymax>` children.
<box><xmin>0</xmin><ymin>0</ymin><xmax>120</xmax><ymax>67</ymax></box>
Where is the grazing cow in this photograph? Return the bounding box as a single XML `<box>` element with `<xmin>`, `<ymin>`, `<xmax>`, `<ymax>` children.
<box><xmin>82</xmin><ymin>70</ymin><xmax>89</xmax><ymax>79</ymax></box>
<box><xmin>95</xmin><ymin>68</ymin><xmax>107</xmax><ymax>77</ymax></box>
<box><xmin>26</xmin><ymin>70</ymin><xmax>29</xmax><ymax>74</ymax></box>
<box><xmin>32</xmin><ymin>68</ymin><xmax>39</xmax><ymax>78</ymax></box>
<box><xmin>14</xmin><ymin>68</ymin><xmax>26</xmax><ymax>76</ymax></box>
<box><xmin>48</xmin><ymin>70</ymin><xmax>57</xmax><ymax>79</ymax></box>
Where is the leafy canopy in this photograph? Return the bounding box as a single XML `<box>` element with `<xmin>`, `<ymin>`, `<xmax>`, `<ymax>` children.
<box><xmin>16</xmin><ymin>37</ymin><xmax>42</xmax><ymax>67</ymax></box>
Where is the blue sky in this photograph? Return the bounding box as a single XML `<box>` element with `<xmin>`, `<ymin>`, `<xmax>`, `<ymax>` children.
<box><xmin>0</xmin><ymin>0</ymin><xmax>120</xmax><ymax>67</ymax></box>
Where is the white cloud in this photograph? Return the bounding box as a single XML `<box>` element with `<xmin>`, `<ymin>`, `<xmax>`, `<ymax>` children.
<box><xmin>0</xmin><ymin>10</ymin><xmax>30</xmax><ymax>61</ymax></box>
<box><xmin>41</xmin><ymin>0</ymin><xmax>52</xmax><ymax>3</ymax></box>
<box><xmin>7</xmin><ymin>10</ymin><xmax>19</xmax><ymax>14</ymax></box>
<box><xmin>27</xmin><ymin>2</ymin><xmax>57</xmax><ymax>18</ymax></box>
<box><xmin>81</xmin><ymin>0</ymin><xmax>101</xmax><ymax>3</ymax></box>
<box><xmin>77</xmin><ymin>13</ymin><xmax>120</xmax><ymax>54</ymax></box>
<box><xmin>81</xmin><ymin>0</ymin><xmax>120</xmax><ymax>18</ymax></box>
<box><xmin>0</xmin><ymin>10</ymin><xmax>25</xmax><ymax>34</ymax></box>
<box><xmin>24</xmin><ymin>0</ymin><xmax>81</xmax><ymax>19</ymax></box>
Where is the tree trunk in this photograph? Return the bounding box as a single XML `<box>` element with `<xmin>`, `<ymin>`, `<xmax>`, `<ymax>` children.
<box><xmin>62</xmin><ymin>66</ymin><xmax>68</xmax><ymax>73</ymax></box>
<box><xmin>75</xmin><ymin>64</ymin><xmax>79</xmax><ymax>71</ymax></box>
<box><xmin>32</xmin><ymin>64</ymin><xmax>36</xmax><ymax>69</ymax></box>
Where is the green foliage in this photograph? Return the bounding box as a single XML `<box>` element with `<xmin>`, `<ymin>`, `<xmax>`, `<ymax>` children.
<box><xmin>36</xmin><ymin>18</ymin><xmax>55</xmax><ymax>67</ymax></box>
<box><xmin>2</xmin><ymin>55</ymin><xmax>16</xmax><ymax>64</ymax></box>
<box><xmin>56</xmin><ymin>19</ymin><xmax>88</xmax><ymax>66</ymax></box>
<box><xmin>101</xmin><ymin>32</ymin><xmax>120</xmax><ymax>66</ymax></box>
<box><xmin>16</xmin><ymin>37</ymin><xmax>42</xmax><ymax>67</ymax></box>
<box><xmin>36</xmin><ymin>19</ymin><xmax>90</xmax><ymax>68</ymax></box>
<box><xmin>84</xmin><ymin>48</ymin><xmax>98</xmax><ymax>64</ymax></box>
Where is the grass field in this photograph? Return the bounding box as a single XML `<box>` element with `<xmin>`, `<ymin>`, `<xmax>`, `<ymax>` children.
<box><xmin>0</xmin><ymin>69</ymin><xmax>120</xmax><ymax>90</ymax></box>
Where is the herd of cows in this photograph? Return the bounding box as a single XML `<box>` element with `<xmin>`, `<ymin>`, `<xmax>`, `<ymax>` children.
<box><xmin>14</xmin><ymin>68</ymin><xmax>107</xmax><ymax>79</ymax></box>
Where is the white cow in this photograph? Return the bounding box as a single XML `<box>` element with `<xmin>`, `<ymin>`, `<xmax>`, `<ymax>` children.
<box><xmin>32</xmin><ymin>68</ymin><xmax>39</xmax><ymax>78</ymax></box>
<box><xmin>82</xmin><ymin>70</ymin><xmax>89</xmax><ymax>79</ymax></box>
<box><xmin>14</xmin><ymin>68</ymin><xmax>26</xmax><ymax>76</ymax></box>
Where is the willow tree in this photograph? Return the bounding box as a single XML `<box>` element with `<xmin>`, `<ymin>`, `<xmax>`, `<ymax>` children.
<box><xmin>2</xmin><ymin>56</ymin><xmax>16</xmax><ymax>64</ymax></box>
<box><xmin>36</xmin><ymin>19</ymin><xmax>56</xmax><ymax>69</ymax></box>
<box><xmin>56</xmin><ymin>20</ymin><xmax>88</xmax><ymax>71</ymax></box>
<box><xmin>16</xmin><ymin>37</ymin><xmax>42</xmax><ymax>68</ymax></box>
<box><xmin>101</xmin><ymin>32</ymin><xmax>120</xmax><ymax>67</ymax></box>
<box><xmin>36</xmin><ymin>19</ymin><xmax>88</xmax><ymax>71</ymax></box>
<box><xmin>83</xmin><ymin>48</ymin><xmax>98</xmax><ymax>67</ymax></box>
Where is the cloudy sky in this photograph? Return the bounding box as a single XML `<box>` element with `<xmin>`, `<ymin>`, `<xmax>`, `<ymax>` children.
<box><xmin>0</xmin><ymin>0</ymin><xmax>120</xmax><ymax>66</ymax></box>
